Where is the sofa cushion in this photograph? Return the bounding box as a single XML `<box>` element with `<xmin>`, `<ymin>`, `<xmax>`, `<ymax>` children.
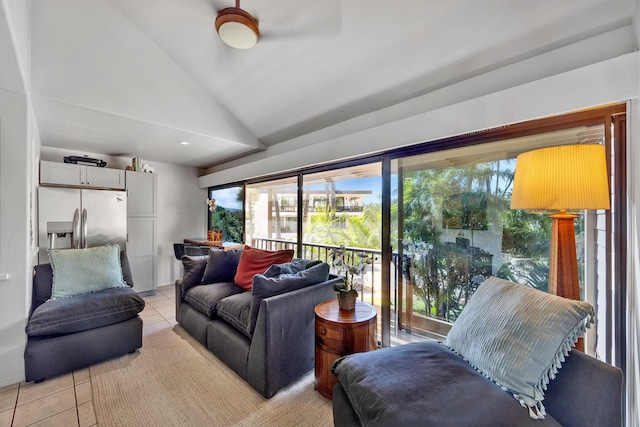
<box><xmin>332</xmin><ymin>341</ymin><xmax>559</xmax><ymax>426</ymax></box>
<box><xmin>49</xmin><ymin>244</ymin><xmax>128</xmax><ymax>300</ymax></box>
<box><xmin>443</xmin><ymin>276</ymin><xmax>595</xmax><ymax>419</ymax></box>
<box><xmin>201</xmin><ymin>248</ymin><xmax>243</xmax><ymax>284</ymax></box>
<box><xmin>262</xmin><ymin>258</ymin><xmax>308</xmax><ymax>277</ymax></box>
<box><xmin>180</xmin><ymin>255</ymin><xmax>208</xmax><ymax>295</ymax></box>
<box><xmin>233</xmin><ymin>246</ymin><xmax>294</xmax><ymax>291</ymax></box>
<box><xmin>26</xmin><ymin>287</ymin><xmax>145</xmax><ymax>337</ymax></box>
<box><xmin>215</xmin><ymin>292</ymin><xmax>257</xmax><ymax>338</ymax></box>
<box><xmin>183</xmin><ymin>282</ymin><xmax>244</xmax><ymax>318</ymax></box>
<box><xmin>252</xmin><ymin>262</ymin><xmax>331</xmax><ymax>299</ymax></box>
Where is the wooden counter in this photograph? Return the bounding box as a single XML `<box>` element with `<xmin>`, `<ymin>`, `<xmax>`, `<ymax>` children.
<box><xmin>183</xmin><ymin>238</ymin><xmax>244</xmax><ymax>250</ymax></box>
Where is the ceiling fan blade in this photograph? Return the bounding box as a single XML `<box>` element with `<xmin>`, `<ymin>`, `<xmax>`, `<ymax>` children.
<box><xmin>257</xmin><ymin>0</ymin><xmax>343</xmax><ymax>43</ymax></box>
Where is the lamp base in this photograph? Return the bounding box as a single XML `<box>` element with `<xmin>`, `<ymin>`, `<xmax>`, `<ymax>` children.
<box><xmin>548</xmin><ymin>212</ymin><xmax>584</xmax><ymax>352</ymax></box>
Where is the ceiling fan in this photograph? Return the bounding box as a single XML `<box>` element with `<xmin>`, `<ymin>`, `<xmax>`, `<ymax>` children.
<box><xmin>215</xmin><ymin>0</ymin><xmax>260</xmax><ymax>49</ymax></box>
<box><xmin>214</xmin><ymin>0</ymin><xmax>343</xmax><ymax>50</ymax></box>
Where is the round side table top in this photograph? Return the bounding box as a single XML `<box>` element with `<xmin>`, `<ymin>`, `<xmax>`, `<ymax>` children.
<box><xmin>315</xmin><ymin>299</ymin><xmax>376</xmax><ymax>325</ymax></box>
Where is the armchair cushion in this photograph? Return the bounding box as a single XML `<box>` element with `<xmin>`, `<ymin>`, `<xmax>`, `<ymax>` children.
<box><xmin>332</xmin><ymin>341</ymin><xmax>558</xmax><ymax>426</ymax></box>
<box><xmin>33</xmin><ymin>250</ymin><xmax>134</xmax><ymax>309</ymax></box>
<box><xmin>49</xmin><ymin>244</ymin><xmax>127</xmax><ymax>300</ymax></box>
<box><xmin>26</xmin><ymin>287</ymin><xmax>144</xmax><ymax>336</ymax></box>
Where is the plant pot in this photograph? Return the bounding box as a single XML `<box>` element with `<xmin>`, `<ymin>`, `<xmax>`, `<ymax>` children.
<box><xmin>337</xmin><ymin>292</ymin><xmax>357</xmax><ymax>311</ymax></box>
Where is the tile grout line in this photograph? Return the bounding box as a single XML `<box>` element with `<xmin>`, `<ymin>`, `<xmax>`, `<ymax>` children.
<box><xmin>73</xmin><ymin>374</ymin><xmax>80</xmax><ymax>427</ymax></box>
<box><xmin>10</xmin><ymin>383</ymin><xmax>19</xmax><ymax>427</ymax></box>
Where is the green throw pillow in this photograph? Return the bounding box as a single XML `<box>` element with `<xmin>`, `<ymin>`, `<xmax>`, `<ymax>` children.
<box><xmin>49</xmin><ymin>244</ymin><xmax>128</xmax><ymax>300</ymax></box>
<box><xmin>443</xmin><ymin>276</ymin><xmax>595</xmax><ymax>420</ymax></box>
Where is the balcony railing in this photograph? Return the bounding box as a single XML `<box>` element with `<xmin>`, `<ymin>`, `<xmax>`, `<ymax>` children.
<box><xmin>250</xmin><ymin>237</ymin><xmax>381</xmax><ymax>305</ymax></box>
<box><xmin>250</xmin><ymin>237</ymin><xmax>453</xmax><ymax>344</ymax></box>
<box><xmin>273</xmin><ymin>206</ymin><xmax>364</xmax><ymax>213</ymax></box>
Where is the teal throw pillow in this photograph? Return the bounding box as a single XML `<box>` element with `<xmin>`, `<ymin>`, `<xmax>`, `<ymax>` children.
<box><xmin>49</xmin><ymin>244</ymin><xmax>128</xmax><ymax>300</ymax></box>
<box><xmin>443</xmin><ymin>276</ymin><xmax>595</xmax><ymax>420</ymax></box>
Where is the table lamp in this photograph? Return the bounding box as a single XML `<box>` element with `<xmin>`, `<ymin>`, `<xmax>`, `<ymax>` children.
<box><xmin>511</xmin><ymin>144</ymin><xmax>610</xmax><ymax>351</ymax></box>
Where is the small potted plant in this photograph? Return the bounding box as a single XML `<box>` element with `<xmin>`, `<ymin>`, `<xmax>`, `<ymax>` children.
<box><xmin>331</xmin><ymin>245</ymin><xmax>372</xmax><ymax>311</ymax></box>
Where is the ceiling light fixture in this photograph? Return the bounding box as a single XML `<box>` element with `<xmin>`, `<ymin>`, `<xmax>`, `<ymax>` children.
<box><xmin>178</xmin><ymin>141</ymin><xmax>191</xmax><ymax>146</ymax></box>
<box><xmin>215</xmin><ymin>0</ymin><xmax>260</xmax><ymax>49</ymax></box>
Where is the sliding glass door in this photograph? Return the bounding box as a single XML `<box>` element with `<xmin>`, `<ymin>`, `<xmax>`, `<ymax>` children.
<box><xmin>209</xmin><ymin>105</ymin><xmax>626</xmax><ymax>362</ymax></box>
<box><xmin>389</xmin><ymin>121</ymin><xmax>618</xmax><ymax>352</ymax></box>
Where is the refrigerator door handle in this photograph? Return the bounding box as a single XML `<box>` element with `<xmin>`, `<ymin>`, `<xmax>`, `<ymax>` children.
<box><xmin>82</xmin><ymin>209</ymin><xmax>88</xmax><ymax>248</ymax></box>
<box><xmin>72</xmin><ymin>209</ymin><xmax>80</xmax><ymax>249</ymax></box>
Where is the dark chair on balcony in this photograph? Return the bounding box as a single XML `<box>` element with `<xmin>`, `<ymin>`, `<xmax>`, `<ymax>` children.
<box><xmin>173</xmin><ymin>243</ymin><xmax>186</xmax><ymax>260</ymax></box>
<box><xmin>184</xmin><ymin>245</ymin><xmax>210</xmax><ymax>256</ymax></box>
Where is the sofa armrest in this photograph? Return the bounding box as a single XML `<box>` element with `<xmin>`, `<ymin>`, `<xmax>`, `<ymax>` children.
<box><xmin>175</xmin><ymin>279</ymin><xmax>184</xmax><ymax>323</ymax></box>
<box><xmin>247</xmin><ymin>276</ymin><xmax>340</xmax><ymax>398</ymax></box>
<box><xmin>544</xmin><ymin>350</ymin><xmax>623</xmax><ymax>426</ymax></box>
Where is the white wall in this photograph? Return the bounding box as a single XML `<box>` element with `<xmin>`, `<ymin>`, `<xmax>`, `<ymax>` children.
<box><xmin>200</xmin><ymin>54</ymin><xmax>638</xmax><ymax>188</ymax></box>
<box><xmin>0</xmin><ymin>0</ymin><xmax>34</xmax><ymax>389</ymax></box>
<box><xmin>0</xmin><ymin>88</ymin><xmax>31</xmax><ymax>387</ymax></box>
<box><xmin>150</xmin><ymin>161</ymin><xmax>206</xmax><ymax>285</ymax></box>
<box><xmin>40</xmin><ymin>147</ymin><xmax>206</xmax><ymax>287</ymax></box>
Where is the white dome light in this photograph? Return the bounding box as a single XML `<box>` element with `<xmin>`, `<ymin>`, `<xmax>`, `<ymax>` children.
<box><xmin>215</xmin><ymin>6</ymin><xmax>260</xmax><ymax>50</ymax></box>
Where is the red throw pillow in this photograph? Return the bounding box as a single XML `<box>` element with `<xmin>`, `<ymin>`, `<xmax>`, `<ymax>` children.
<box><xmin>233</xmin><ymin>246</ymin><xmax>294</xmax><ymax>291</ymax></box>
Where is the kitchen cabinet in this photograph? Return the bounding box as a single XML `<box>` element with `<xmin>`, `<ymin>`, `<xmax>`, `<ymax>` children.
<box><xmin>127</xmin><ymin>217</ymin><xmax>156</xmax><ymax>294</ymax></box>
<box><xmin>40</xmin><ymin>161</ymin><xmax>125</xmax><ymax>189</ymax></box>
<box><xmin>126</xmin><ymin>170</ymin><xmax>157</xmax><ymax>294</ymax></box>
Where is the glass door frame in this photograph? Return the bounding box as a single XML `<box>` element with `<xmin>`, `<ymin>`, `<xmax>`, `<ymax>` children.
<box><xmin>379</xmin><ymin>104</ymin><xmax>626</xmax><ymax>353</ymax></box>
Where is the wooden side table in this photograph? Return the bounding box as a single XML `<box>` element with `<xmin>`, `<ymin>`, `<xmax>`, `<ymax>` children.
<box><xmin>314</xmin><ymin>299</ymin><xmax>377</xmax><ymax>399</ymax></box>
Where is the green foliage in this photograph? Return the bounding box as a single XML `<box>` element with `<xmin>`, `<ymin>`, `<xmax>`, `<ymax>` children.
<box><xmin>399</xmin><ymin>160</ymin><xmax>555</xmax><ymax>323</ymax></box>
<box><xmin>209</xmin><ymin>206</ymin><xmax>243</xmax><ymax>243</ymax></box>
<box><xmin>305</xmin><ymin>205</ymin><xmax>381</xmax><ymax>249</ymax></box>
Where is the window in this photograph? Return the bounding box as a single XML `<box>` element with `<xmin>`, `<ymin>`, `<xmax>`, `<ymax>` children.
<box><xmin>207</xmin><ymin>186</ymin><xmax>243</xmax><ymax>243</ymax></box>
<box><xmin>391</xmin><ymin>135</ymin><xmax>593</xmax><ymax>340</ymax></box>
<box><xmin>209</xmin><ymin>105</ymin><xmax>626</xmax><ymax>361</ymax></box>
<box><xmin>245</xmin><ymin>177</ymin><xmax>298</xmax><ymax>251</ymax></box>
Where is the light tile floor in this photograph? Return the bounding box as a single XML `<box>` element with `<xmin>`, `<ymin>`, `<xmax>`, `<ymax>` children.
<box><xmin>0</xmin><ymin>284</ymin><xmax>176</xmax><ymax>427</ymax></box>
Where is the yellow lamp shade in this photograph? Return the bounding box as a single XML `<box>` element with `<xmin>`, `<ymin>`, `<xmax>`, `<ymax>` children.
<box><xmin>510</xmin><ymin>144</ymin><xmax>610</xmax><ymax>211</ymax></box>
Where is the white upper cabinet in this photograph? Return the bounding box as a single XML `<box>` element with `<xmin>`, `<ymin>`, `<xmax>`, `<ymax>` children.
<box><xmin>40</xmin><ymin>161</ymin><xmax>125</xmax><ymax>189</ymax></box>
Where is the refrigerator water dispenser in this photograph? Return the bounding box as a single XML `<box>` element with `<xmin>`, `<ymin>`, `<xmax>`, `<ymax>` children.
<box><xmin>47</xmin><ymin>221</ymin><xmax>74</xmax><ymax>250</ymax></box>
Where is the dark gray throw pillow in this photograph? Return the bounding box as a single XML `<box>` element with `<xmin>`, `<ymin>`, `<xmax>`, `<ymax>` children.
<box><xmin>181</xmin><ymin>255</ymin><xmax>208</xmax><ymax>295</ymax></box>
<box><xmin>252</xmin><ymin>262</ymin><xmax>330</xmax><ymax>299</ymax></box>
<box><xmin>262</xmin><ymin>258</ymin><xmax>308</xmax><ymax>278</ymax></box>
<box><xmin>201</xmin><ymin>248</ymin><xmax>243</xmax><ymax>284</ymax></box>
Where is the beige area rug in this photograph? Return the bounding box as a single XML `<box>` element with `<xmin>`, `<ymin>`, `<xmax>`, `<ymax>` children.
<box><xmin>90</xmin><ymin>326</ymin><xmax>333</xmax><ymax>427</ymax></box>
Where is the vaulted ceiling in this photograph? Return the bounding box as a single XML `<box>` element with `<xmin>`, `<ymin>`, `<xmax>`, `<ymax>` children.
<box><xmin>14</xmin><ymin>0</ymin><xmax>640</xmax><ymax>168</ymax></box>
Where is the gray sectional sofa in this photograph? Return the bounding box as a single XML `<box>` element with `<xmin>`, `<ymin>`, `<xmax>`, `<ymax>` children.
<box><xmin>332</xmin><ymin>341</ymin><xmax>623</xmax><ymax>426</ymax></box>
<box><xmin>331</xmin><ymin>277</ymin><xmax>623</xmax><ymax>427</ymax></box>
<box><xmin>25</xmin><ymin>251</ymin><xmax>144</xmax><ymax>382</ymax></box>
<box><xmin>175</xmin><ymin>248</ymin><xmax>340</xmax><ymax>398</ymax></box>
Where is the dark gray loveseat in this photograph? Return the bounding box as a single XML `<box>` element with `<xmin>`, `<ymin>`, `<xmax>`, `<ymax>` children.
<box><xmin>175</xmin><ymin>248</ymin><xmax>340</xmax><ymax>398</ymax></box>
<box><xmin>25</xmin><ymin>252</ymin><xmax>145</xmax><ymax>382</ymax></box>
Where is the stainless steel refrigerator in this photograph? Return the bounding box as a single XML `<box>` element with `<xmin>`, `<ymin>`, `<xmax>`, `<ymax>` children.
<box><xmin>38</xmin><ymin>187</ymin><xmax>127</xmax><ymax>263</ymax></box>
